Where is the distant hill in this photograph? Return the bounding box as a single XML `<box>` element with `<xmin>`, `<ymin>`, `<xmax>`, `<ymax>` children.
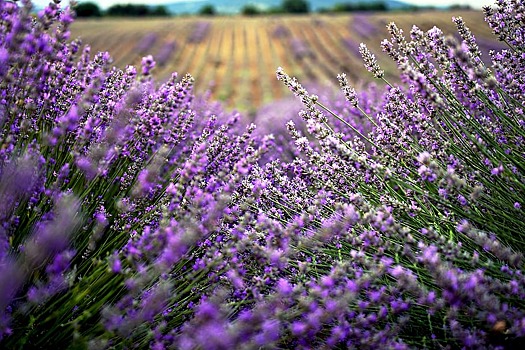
<box><xmin>165</xmin><ymin>0</ymin><xmax>411</xmax><ymax>15</ymax></box>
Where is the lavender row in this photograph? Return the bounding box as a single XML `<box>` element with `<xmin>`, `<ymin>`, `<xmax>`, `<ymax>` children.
<box><xmin>340</xmin><ymin>36</ymin><xmax>362</xmax><ymax>57</ymax></box>
<box><xmin>155</xmin><ymin>39</ymin><xmax>178</xmax><ymax>66</ymax></box>
<box><xmin>135</xmin><ymin>32</ymin><xmax>158</xmax><ymax>54</ymax></box>
<box><xmin>272</xmin><ymin>23</ymin><xmax>290</xmax><ymax>39</ymax></box>
<box><xmin>187</xmin><ymin>21</ymin><xmax>211</xmax><ymax>44</ymax></box>
<box><xmin>272</xmin><ymin>24</ymin><xmax>314</xmax><ymax>61</ymax></box>
<box><xmin>351</xmin><ymin>14</ymin><xmax>379</xmax><ymax>39</ymax></box>
<box><xmin>290</xmin><ymin>38</ymin><xmax>315</xmax><ymax>60</ymax></box>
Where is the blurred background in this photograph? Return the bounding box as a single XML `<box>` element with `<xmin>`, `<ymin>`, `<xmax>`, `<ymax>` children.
<box><xmin>48</xmin><ymin>0</ymin><xmax>501</xmax><ymax>114</ymax></box>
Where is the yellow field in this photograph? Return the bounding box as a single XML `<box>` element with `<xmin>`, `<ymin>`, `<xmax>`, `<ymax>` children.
<box><xmin>70</xmin><ymin>11</ymin><xmax>498</xmax><ymax>112</ymax></box>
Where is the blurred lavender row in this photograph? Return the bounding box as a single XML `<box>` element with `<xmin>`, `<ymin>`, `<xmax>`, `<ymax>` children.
<box><xmin>155</xmin><ymin>40</ymin><xmax>178</xmax><ymax>66</ymax></box>
<box><xmin>135</xmin><ymin>32</ymin><xmax>158</xmax><ymax>54</ymax></box>
<box><xmin>351</xmin><ymin>14</ymin><xmax>378</xmax><ymax>39</ymax></box>
<box><xmin>188</xmin><ymin>21</ymin><xmax>211</xmax><ymax>43</ymax></box>
<box><xmin>475</xmin><ymin>35</ymin><xmax>507</xmax><ymax>52</ymax></box>
<box><xmin>290</xmin><ymin>38</ymin><xmax>315</xmax><ymax>60</ymax></box>
<box><xmin>341</xmin><ymin>36</ymin><xmax>362</xmax><ymax>58</ymax></box>
<box><xmin>272</xmin><ymin>24</ymin><xmax>290</xmax><ymax>39</ymax></box>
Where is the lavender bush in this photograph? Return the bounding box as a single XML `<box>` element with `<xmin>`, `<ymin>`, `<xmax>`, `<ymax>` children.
<box><xmin>1</xmin><ymin>0</ymin><xmax>525</xmax><ymax>349</ymax></box>
<box><xmin>181</xmin><ymin>1</ymin><xmax>525</xmax><ymax>348</ymax></box>
<box><xmin>261</xmin><ymin>1</ymin><xmax>525</xmax><ymax>347</ymax></box>
<box><xmin>0</xmin><ymin>0</ymin><xmax>267</xmax><ymax>347</ymax></box>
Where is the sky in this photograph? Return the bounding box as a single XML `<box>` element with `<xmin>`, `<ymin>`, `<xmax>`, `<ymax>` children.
<box><xmin>32</xmin><ymin>0</ymin><xmax>495</xmax><ymax>10</ymax></box>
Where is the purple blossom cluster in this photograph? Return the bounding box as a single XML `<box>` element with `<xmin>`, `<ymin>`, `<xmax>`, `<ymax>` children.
<box><xmin>253</xmin><ymin>81</ymin><xmax>380</xmax><ymax>163</ymax></box>
<box><xmin>1</xmin><ymin>0</ymin><xmax>525</xmax><ymax>349</ymax></box>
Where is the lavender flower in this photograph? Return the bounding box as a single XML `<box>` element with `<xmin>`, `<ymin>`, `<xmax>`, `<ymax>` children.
<box><xmin>359</xmin><ymin>43</ymin><xmax>384</xmax><ymax>79</ymax></box>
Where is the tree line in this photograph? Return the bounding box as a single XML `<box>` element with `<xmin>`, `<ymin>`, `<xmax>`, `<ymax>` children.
<box><xmin>74</xmin><ymin>2</ymin><xmax>170</xmax><ymax>17</ymax></box>
<box><xmin>75</xmin><ymin>0</ymin><xmax>472</xmax><ymax>18</ymax></box>
<box><xmin>74</xmin><ymin>0</ymin><xmax>314</xmax><ymax>17</ymax></box>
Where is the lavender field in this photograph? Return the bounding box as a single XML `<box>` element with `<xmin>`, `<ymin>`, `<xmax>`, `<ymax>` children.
<box><xmin>69</xmin><ymin>10</ymin><xmax>501</xmax><ymax>113</ymax></box>
<box><xmin>1</xmin><ymin>0</ymin><xmax>525</xmax><ymax>349</ymax></box>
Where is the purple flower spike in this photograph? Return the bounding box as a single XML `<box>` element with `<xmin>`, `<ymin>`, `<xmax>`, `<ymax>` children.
<box><xmin>141</xmin><ymin>55</ymin><xmax>156</xmax><ymax>76</ymax></box>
